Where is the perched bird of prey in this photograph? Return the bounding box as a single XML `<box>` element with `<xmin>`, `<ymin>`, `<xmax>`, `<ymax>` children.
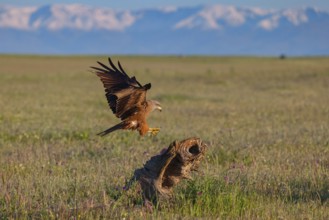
<box><xmin>91</xmin><ymin>57</ymin><xmax>162</xmax><ymax>136</ymax></box>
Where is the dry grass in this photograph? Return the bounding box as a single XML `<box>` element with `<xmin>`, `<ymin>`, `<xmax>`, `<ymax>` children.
<box><xmin>0</xmin><ymin>55</ymin><xmax>329</xmax><ymax>219</ymax></box>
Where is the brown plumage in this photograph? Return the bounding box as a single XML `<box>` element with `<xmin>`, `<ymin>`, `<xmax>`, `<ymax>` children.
<box><xmin>91</xmin><ymin>57</ymin><xmax>162</xmax><ymax>136</ymax></box>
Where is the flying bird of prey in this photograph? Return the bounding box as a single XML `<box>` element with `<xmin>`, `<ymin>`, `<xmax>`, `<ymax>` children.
<box><xmin>91</xmin><ymin>57</ymin><xmax>162</xmax><ymax>136</ymax></box>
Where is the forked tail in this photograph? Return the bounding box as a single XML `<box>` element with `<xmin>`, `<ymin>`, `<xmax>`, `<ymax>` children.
<box><xmin>97</xmin><ymin>121</ymin><xmax>130</xmax><ymax>137</ymax></box>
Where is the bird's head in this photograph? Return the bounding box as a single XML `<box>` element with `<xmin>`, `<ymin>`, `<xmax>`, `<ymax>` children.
<box><xmin>149</xmin><ymin>100</ymin><xmax>162</xmax><ymax>112</ymax></box>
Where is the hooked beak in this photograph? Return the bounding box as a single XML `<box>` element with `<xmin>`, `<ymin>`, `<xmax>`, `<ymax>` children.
<box><xmin>157</xmin><ymin>106</ymin><xmax>162</xmax><ymax>112</ymax></box>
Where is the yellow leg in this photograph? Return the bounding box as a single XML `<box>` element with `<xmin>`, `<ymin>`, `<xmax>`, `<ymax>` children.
<box><xmin>148</xmin><ymin>127</ymin><xmax>160</xmax><ymax>136</ymax></box>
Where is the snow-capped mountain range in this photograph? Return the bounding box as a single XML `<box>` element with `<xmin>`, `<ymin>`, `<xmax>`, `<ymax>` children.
<box><xmin>1</xmin><ymin>4</ymin><xmax>328</xmax><ymax>55</ymax></box>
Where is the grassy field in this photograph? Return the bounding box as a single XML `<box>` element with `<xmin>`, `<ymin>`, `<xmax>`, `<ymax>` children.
<box><xmin>0</xmin><ymin>55</ymin><xmax>329</xmax><ymax>219</ymax></box>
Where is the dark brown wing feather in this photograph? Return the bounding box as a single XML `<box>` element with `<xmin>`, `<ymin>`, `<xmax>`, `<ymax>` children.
<box><xmin>115</xmin><ymin>88</ymin><xmax>146</xmax><ymax>118</ymax></box>
<box><xmin>92</xmin><ymin>57</ymin><xmax>150</xmax><ymax>120</ymax></box>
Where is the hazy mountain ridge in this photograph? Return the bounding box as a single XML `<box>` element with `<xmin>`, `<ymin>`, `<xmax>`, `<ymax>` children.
<box><xmin>0</xmin><ymin>4</ymin><xmax>328</xmax><ymax>55</ymax></box>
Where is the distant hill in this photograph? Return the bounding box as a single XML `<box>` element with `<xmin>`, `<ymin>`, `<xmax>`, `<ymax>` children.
<box><xmin>1</xmin><ymin>4</ymin><xmax>328</xmax><ymax>55</ymax></box>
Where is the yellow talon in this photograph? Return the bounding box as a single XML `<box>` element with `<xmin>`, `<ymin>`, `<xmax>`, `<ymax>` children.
<box><xmin>148</xmin><ymin>128</ymin><xmax>160</xmax><ymax>136</ymax></box>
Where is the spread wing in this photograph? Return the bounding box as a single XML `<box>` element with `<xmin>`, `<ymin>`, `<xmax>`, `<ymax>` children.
<box><xmin>91</xmin><ymin>57</ymin><xmax>151</xmax><ymax>120</ymax></box>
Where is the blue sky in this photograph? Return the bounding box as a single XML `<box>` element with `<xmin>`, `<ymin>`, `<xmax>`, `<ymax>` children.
<box><xmin>2</xmin><ymin>0</ymin><xmax>329</xmax><ymax>10</ymax></box>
